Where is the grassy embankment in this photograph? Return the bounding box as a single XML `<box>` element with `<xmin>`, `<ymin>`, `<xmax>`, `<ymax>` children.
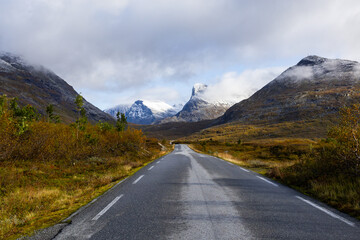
<box><xmin>180</xmin><ymin>107</ymin><xmax>360</xmax><ymax>220</ymax></box>
<box><xmin>0</xmin><ymin>95</ymin><xmax>172</xmax><ymax>240</ymax></box>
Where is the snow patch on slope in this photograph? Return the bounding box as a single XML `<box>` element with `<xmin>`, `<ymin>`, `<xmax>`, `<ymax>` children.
<box><xmin>275</xmin><ymin>55</ymin><xmax>360</xmax><ymax>84</ymax></box>
<box><xmin>0</xmin><ymin>59</ymin><xmax>15</xmax><ymax>72</ymax></box>
<box><xmin>104</xmin><ymin>104</ymin><xmax>131</xmax><ymax>118</ymax></box>
<box><xmin>141</xmin><ymin>100</ymin><xmax>173</xmax><ymax>115</ymax></box>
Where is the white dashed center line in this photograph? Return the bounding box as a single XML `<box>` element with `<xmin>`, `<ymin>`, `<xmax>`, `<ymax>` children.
<box><xmin>92</xmin><ymin>195</ymin><xmax>123</xmax><ymax>221</ymax></box>
<box><xmin>148</xmin><ymin>166</ymin><xmax>154</xmax><ymax>170</ymax></box>
<box><xmin>133</xmin><ymin>175</ymin><xmax>144</xmax><ymax>184</ymax></box>
<box><xmin>256</xmin><ymin>176</ymin><xmax>278</xmax><ymax>187</ymax></box>
<box><xmin>295</xmin><ymin>196</ymin><xmax>355</xmax><ymax>227</ymax></box>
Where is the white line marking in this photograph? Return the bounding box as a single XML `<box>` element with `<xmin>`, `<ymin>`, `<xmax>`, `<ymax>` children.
<box><xmin>256</xmin><ymin>176</ymin><xmax>278</xmax><ymax>187</ymax></box>
<box><xmin>115</xmin><ymin>178</ymin><xmax>126</xmax><ymax>187</ymax></box>
<box><xmin>148</xmin><ymin>166</ymin><xmax>154</xmax><ymax>170</ymax></box>
<box><xmin>239</xmin><ymin>167</ymin><xmax>249</xmax><ymax>172</ymax></box>
<box><xmin>226</xmin><ymin>162</ymin><xmax>234</xmax><ymax>165</ymax></box>
<box><xmin>295</xmin><ymin>196</ymin><xmax>355</xmax><ymax>227</ymax></box>
<box><xmin>156</xmin><ymin>161</ymin><xmax>160</xmax><ymax>164</ymax></box>
<box><xmin>133</xmin><ymin>175</ymin><xmax>144</xmax><ymax>184</ymax></box>
<box><xmin>92</xmin><ymin>195</ymin><xmax>123</xmax><ymax>221</ymax></box>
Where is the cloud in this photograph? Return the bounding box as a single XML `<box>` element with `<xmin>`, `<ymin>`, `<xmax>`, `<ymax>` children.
<box><xmin>130</xmin><ymin>87</ymin><xmax>181</xmax><ymax>103</ymax></box>
<box><xmin>1</xmin><ymin>0</ymin><xmax>360</xmax><ymax>107</ymax></box>
<box><xmin>201</xmin><ymin>67</ymin><xmax>286</xmax><ymax>104</ymax></box>
<box><xmin>279</xmin><ymin>66</ymin><xmax>314</xmax><ymax>82</ymax></box>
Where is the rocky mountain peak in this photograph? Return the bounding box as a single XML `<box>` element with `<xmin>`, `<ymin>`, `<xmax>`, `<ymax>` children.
<box><xmin>160</xmin><ymin>83</ymin><xmax>231</xmax><ymax>123</ymax></box>
<box><xmin>192</xmin><ymin>83</ymin><xmax>208</xmax><ymax>96</ymax></box>
<box><xmin>297</xmin><ymin>55</ymin><xmax>327</xmax><ymax>66</ymax></box>
<box><xmin>134</xmin><ymin>100</ymin><xmax>144</xmax><ymax>105</ymax></box>
<box><xmin>271</xmin><ymin>55</ymin><xmax>360</xmax><ymax>86</ymax></box>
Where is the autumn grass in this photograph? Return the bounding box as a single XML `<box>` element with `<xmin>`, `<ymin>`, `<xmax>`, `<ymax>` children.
<box><xmin>0</xmin><ymin>142</ymin><xmax>172</xmax><ymax>240</ymax></box>
<box><xmin>180</xmin><ymin>119</ymin><xmax>329</xmax><ymax>143</ymax></box>
<box><xmin>188</xmin><ymin>138</ymin><xmax>309</xmax><ymax>173</ymax></box>
<box><xmin>309</xmin><ymin>177</ymin><xmax>360</xmax><ymax>216</ymax></box>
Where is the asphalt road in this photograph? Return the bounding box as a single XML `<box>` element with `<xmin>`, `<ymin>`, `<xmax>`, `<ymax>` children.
<box><xmin>53</xmin><ymin>144</ymin><xmax>360</xmax><ymax>240</ymax></box>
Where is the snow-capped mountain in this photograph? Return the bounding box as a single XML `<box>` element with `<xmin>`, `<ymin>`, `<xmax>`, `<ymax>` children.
<box><xmin>104</xmin><ymin>104</ymin><xmax>131</xmax><ymax>118</ymax></box>
<box><xmin>105</xmin><ymin>100</ymin><xmax>179</xmax><ymax>124</ymax></box>
<box><xmin>161</xmin><ymin>83</ymin><xmax>232</xmax><ymax>123</ymax></box>
<box><xmin>218</xmin><ymin>55</ymin><xmax>360</xmax><ymax>124</ymax></box>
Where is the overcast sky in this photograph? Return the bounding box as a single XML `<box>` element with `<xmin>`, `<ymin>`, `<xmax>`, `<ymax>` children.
<box><xmin>1</xmin><ymin>0</ymin><xmax>360</xmax><ymax>109</ymax></box>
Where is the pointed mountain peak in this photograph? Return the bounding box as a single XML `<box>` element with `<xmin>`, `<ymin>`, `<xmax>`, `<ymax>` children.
<box><xmin>192</xmin><ymin>83</ymin><xmax>208</xmax><ymax>96</ymax></box>
<box><xmin>297</xmin><ymin>55</ymin><xmax>327</xmax><ymax>66</ymax></box>
<box><xmin>134</xmin><ymin>100</ymin><xmax>144</xmax><ymax>105</ymax></box>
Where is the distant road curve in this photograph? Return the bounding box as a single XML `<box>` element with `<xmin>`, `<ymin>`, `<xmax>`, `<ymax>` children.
<box><xmin>51</xmin><ymin>144</ymin><xmax>359</xmax><ymax>240</ymax></box>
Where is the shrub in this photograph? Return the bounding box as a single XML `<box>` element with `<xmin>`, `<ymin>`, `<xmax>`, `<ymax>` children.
<box><xmin>0</xmin><ymin>95</ymin><xmax>147</xmax><ymax>163</ymax></box>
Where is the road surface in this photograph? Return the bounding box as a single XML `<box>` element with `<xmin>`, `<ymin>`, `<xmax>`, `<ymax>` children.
<box><xmin>53</xmin><ymin>144</ymin><xmax>360</xmax><ymax>239</ymax></box>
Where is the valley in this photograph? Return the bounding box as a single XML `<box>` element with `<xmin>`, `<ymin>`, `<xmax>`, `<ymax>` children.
<box><xmin>2</xmin><ymin>1</ymin><xmax>360</xmax><ymax>239</ymax></box>
<box><xmin>1</xmin><ymin>54</ymin><xmax>360</xmax><ymax>239</ymax></box>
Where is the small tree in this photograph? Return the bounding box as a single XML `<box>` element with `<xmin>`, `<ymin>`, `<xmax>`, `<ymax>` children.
<box><xmin>46</xmin><ymin>104</ymin><xmax>60</xmax><ymax>123</ymax></box>
<box><xmin>8</xmin><ymin>97</ymin><xmax>38</xmax><ymax>135</ymax></box>
<box><xmin>116</xmin><ymin>111</ymin><xmax>127</xmax><ymax>132</ymax></box>
<box><xmin>74</xmin><ymin>94</ymin><xmax>87</xmax><ymax>139</ymax></box>
<box><xmin>97</xmin><ymin>120</ymin><xmax>113</xmax><ymax>132</ymax></box>
<box><xmin>326</xmin><ymin>104</ymin><xmax>360</xmax><ymax>176</ymax></box>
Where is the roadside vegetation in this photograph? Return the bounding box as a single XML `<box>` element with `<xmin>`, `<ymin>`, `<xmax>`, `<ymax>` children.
<box><xmin>185</xmin><ymin>105</ymin><xmax>360</xmax><ymax>220</ymax></box>
<box><xmin>0</xmin><ymin>95</ymin><xmax>171</xmax><ymax>240</ymax></box>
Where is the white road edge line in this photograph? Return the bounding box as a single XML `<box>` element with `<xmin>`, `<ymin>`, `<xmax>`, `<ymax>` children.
<box><xmin>239</xmin><ymin>167</ymin><xmax>249</xmax><ymax>172</ymax></box>
<box><xmin>133</xmin><ymin>175</ymin><xmax>144</xmax><ymax>184</ymax></box>
<box><xmin>115</xmin><ymin>178</ymin><xmax>126</xmax><ymax>187</ymax></box>
<box><xmin>92</xmin><ymin>195</ymin><xmax>124</xmax><ymax>221</ymax></box>
<box><xmin>226</xmin><ymin>162</ymin><xmax>234</xmax><ymax>165</ymax></box>
<box><xmin>295</xmin><ymin>196</ymin><xmax>355</xmax><ymax>227</ymax></box>
<box><xmin>148</xmin><ymin>166</ymin><xmax>154</xmax><ymax>170</ymax></box>
<box><xmin>62</xmin><ymin>177</ymin><xmax>128</xmax><ymax>222</ymax></box>
<box><xmin>256</xmin><ymin>176</ymin><xmax>278</xmax><ymax>187</ymax></box>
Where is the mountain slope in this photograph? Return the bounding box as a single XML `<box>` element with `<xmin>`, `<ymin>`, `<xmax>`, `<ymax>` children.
<box><xmin>0</xmin><ymin>53</ymin><xmax>114</xmax><ymax>123</ymax></box>
<box><xmin>161</xmin><ymin>83</ymin><xmax>231</xmax><ymax>123</ymax></box>
<box><xmin>218</xmin><ymin>55</ymin><xmax>360</xmax><ymax>125</ymax></box>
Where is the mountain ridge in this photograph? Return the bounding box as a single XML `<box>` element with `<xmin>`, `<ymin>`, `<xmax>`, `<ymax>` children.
<box><xmin>0</xmin><ymin>52</ymin><xmax>114</xmax><ymax>123</ymax></box>
<box><xmin>139</xmin><ymin>55</ymin><xmax>360</xmax><ymax>140</ymax></box>
<box><xmin>105</xmin><ymin>99</ymin><xmax>181</xmax><ymax>124</ymax></box>
<box><xmin>217</xmin><ymin>55</ymin><xmax>360</xmax><ymax>125</ymax></box>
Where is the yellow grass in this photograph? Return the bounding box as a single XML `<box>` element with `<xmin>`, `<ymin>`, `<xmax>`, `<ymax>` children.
<box><xmin>0</xmin><ymin>146</ymin><xmax>173</xmax><ymax>240</ymax></box>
